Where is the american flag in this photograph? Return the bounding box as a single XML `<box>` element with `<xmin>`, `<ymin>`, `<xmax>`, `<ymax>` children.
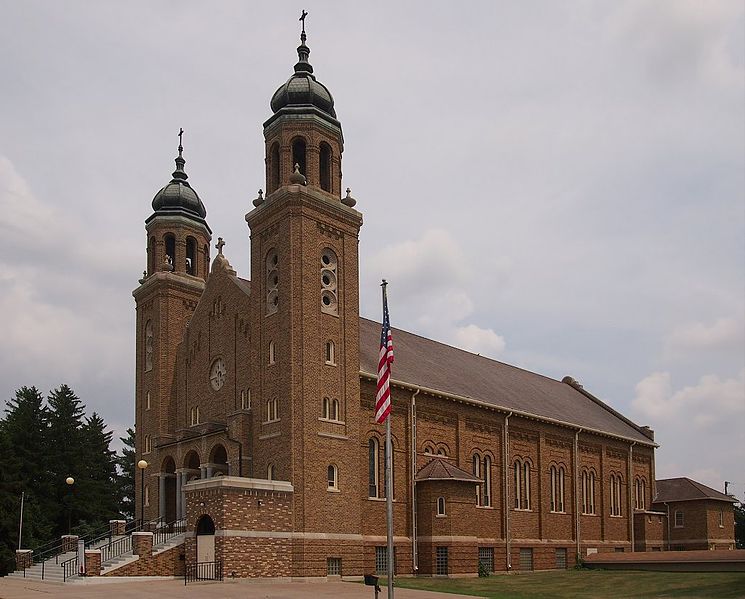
<box><xmin>375</xmin><ymin>284</ymin><xmax>395</xmax><ymax>423</ymax></box>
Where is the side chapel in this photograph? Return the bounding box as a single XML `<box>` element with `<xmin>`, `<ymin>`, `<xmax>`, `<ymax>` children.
<box><xmin>133</xmin><ymin>21</ymin><xmax>658</xmax><ymax>577</ymax></box>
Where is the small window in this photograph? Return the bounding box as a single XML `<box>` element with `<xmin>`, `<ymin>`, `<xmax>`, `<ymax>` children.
<box><xmin>145</xmin><ymin>320</ymin><xmax>153</xmax><ymax>372</ymax></box>
<box><xmin>555</xmin><ymin>548</ymin><xmax>567</xmax><ymax>569</ymax></box>
<box><xmin>368</xmin><ymin>438</ymin><xmax>380</xmax><ymax>498</ymax></box>
<box><xmin>519</xmin><ymin>548</ymin><xmax>533</xmax><ymax>571</ymax></box>
<box><xmin>241</xmin><ymin>389</ymin><xmax>251</xmax><ymax>410</ymax></box>
<box><xmin>424</xmin><ymin>444</ymin><xmax>435</xmax><ymax>455</ymax></box>
<box><xmin>435</xmin><ymin>546</ymin><xmax>448</xmax><ymax>575</ymax></box>
<box><xmin>326</xmin><ymin>557</ymin><xmax>341</xmax><ymax>576</ymax></box>
<box><xmin>375</xmin><ymin>546</ymin><xmax>395</xmax><ymax>575</ymax></box>
<box><xmin>437</xmin><ymin>447</ymin><xmax>448</xmax><ymax>457</ymax></box>
<box><xmin>144</xmin><ymin>435</ymin><xmax>151</xmax><ymax>454</ymax></box>
<box><xmin>267</xmin><ymin>464</ymin><xmax>275</xmax><ymax>481</ymax></box>
<box><xmin>478</xmin><ymin>547</ymin><xmax>494</xmax><ymax>574</ymax></box>
<box><xmin>268</xmin><ymin>341</ymin><xmax>276</xmax><ymax>365</ymax></box>
<box><xmin>325</xmin><ymin>340</ymin><xmax>335</xmax><ymax>365</ymax></box>
<box><xmin>322</xmin><ymin>397</ymin><xmax>330</xmax><ymax>419</ymax></box>
<box><xmin>437</xmin><ymin>496</ymin><xmax>446</xmax><ymax>516</ymax></box>
<box><xmin>190</xmin><ymin>407</ymin><xmax>200</xmax><ymax>426</ymax></box>
<box><xmin>144</xmin><ymin>485</ymin><xmax>150</xmax><ymax>507</ymax></box>
<box><xmin>719</xmin><ymin>508</ymin><xmax>724</xmax><ymax>528</ymax></box>
<box><xmin>266</xmin><ymin>398</ymin><xmax>278</xmax><ymax>422</ymax></box>
<box><xmin>319</xmin><ymin>142</ymin><xmax>332</xmax><ymax>192</ymax></box>
<box><xmin>145</xmin><ymin>391</ymin><xmax>151</xmax><ymax>410</ymax></box>
<box><xmin>674</xmin><ymin>510</ymin><xmax>684</xmax><ymax>528</ymax></box>
<box><xmin>327</xmin><ymin>465</ymin><xmax>338</xmax><ymax>490</ymax></box>
<box><xmin>331</xmin><ymin>399</ymin><xmax>339</xmax><ymax>421</ymax></box>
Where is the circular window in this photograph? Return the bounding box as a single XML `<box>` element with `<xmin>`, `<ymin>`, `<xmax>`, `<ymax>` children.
<box><xmin>209</xmin><ymin>358</ymin><xmax>226</xmax><ymax>391</ymax></box>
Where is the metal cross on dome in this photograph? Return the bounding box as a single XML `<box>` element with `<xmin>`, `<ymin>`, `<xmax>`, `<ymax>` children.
<box><xmin>216</xmin><ymin>237</ymin><xmax>225</xmax><ymax>255</ymax></box>
<box><xmin>299</xmin><ymin>10</ymin><xmax>308</xmax><ymax>34</ymax></box>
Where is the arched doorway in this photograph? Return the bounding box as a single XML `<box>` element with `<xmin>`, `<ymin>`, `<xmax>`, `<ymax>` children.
<box><xmin>196</xmin><ymin>514</ymin><xmax>216</xmax><ymax>565</ymax></box>
<box><xmin>209</xmin><ymin>444</ymin><xmax>228</xmax><ymax>476</ymax></box>
<box><xmin>160</xmin><ymin>456</ymin><xmax>177</xmax><ymax>523</ymax></box>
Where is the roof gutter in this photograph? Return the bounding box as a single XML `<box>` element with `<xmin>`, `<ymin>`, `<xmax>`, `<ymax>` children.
<box><xmin>360</xmin><ymin>372</ymin><xmax>657</xmax><ymax>448</ymax></box>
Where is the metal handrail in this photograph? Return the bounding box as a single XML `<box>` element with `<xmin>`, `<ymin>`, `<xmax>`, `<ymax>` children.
<box><xmin>185</xmin><ymin>560</ymin><xmax>223</xmax><ymax>584</ymax></box>
<box><xmin>153</xmin><ymin>519</ymin><xmax>186</xmax><ymax>547</ymax></box>
<box><xmin>32</xmin><ymin>542</ymin><xmax>65</xmax><ymax>565</ymax></box>
<box><xmin>61</xmin><ymin>555</ymin><xmax>77</xmax><ymax>582</ymax></box>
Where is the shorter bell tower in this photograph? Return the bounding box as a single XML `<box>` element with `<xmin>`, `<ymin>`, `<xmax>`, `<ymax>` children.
<box><xmin>133</xmin><ymin>132</ymin><xmax>212</xmax><ymax>523</ymax></box>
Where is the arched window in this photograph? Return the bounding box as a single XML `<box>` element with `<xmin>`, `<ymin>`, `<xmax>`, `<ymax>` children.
<box><xmin>144</xmin><ymin>435</ymin><xmax>151</xmax><ymax>454</ymax></box>
<box><xmin>241</xmin><ymin>389</ymin><xmax>251</xmax><ymax>410</ymax></box>
<box><xmin>327</xmin><ymin>464</ymin><xmax>338</xmax><ymax>490</ymax></box>
<box><xmin>550</xmin><ymin>465</ymin><xmax>565</xmax><ymax>513</ymax></box>
<box><xmin>190</xmin><ymin>406</ymin><xmax>200</xmax><ymax>426</ymax></box>
<box><xmin>423</xmin><ymin>444</ymin><xmax>435</xmax><ymax>455</ymax></box>
<box><xmin>203</xmin><ymin>244</ymin><xmax>209</xmax><ymax>276</ymax></box>
<box><xmin>322</xmin><ymin>397</ymin><xmax>330</xmax><ymax>419</ymax></box>
<box><xmin>332</xmin><ymin>399</ymin><xmax>340</xmax><ymax>421</ymax></box>
<box><xmin>514</xmin><ymin>458</ymin><xmax>531</xmax><ymax>510</ymax></box>
<box><xmin>325</xmin><ymin>340</ymin><xmax>335</xmax><ymax>365</ymax></box>
<box><xmin>472</xmin><ymin>453</ymin><xmax>482</xmax><ymax>506</ymax></box>
<box><xmin>368</xmin><ymin>438</ymin><xmax>380</xmax><ymax>498</ymax></box>
<box><xmin>145</xmin><ymin>390</ymin><xmax>151</xmax><ymax>410</ymax></box>
<box><xmin>436</xmin><ymin>447</ymin><xmax>448</xmax><ymax>457</ymax></box>
<box><xmin>483</xmin><ymin>455</ymin><xmax>492</xmax><ymax>507</ymax></box>
<box><xmin>291</xmin><ymin>137</ymin><xmax>307</xmax><ymax>182</ymax></box>
<box><xmin>145</xmin><ymin>320</ymin><xmax>153</xmax><ymax>372</ymax></box>
<box><xmin>321</xmin><ymin>248</ymin><xmax>338</xmax><ymax>315</ymax></box>
<box><xmin>437</xmin><ymin>496</ymin><xmax>446</xmax><ymax>516</ymax></box>
<box><xmin>266</xmin><ymin>398</ymin><xmax>278</xmax><ymax>422</ymax></box>
<box><xmin>610</xmin><ymin>474</ymin><xmax>623</xmax><ymax>516</ymax></box>
<box><xmin>144</xmin><ymin>484</ymin><xmax>150</xmax><ymax>507</ymax></box>
<box><xmin>319</xmin><ymin>142</ymin><xmax>332</xmax><ymax>192</ymax></box>
<box><xmin>267</xmin><ymin>464</ymin><xmax>275</xmax><ymax>481</ymax></box>
<box><xmin>186</xmin><ymin>237</ymin><xmax>197</xmax><ymax>276</ymax></box>
<box><xmin>270</xmin><ymin>142</ymin><xmax>280</xmax><ymax>192</ymax></box>
<box><xmin>635</xmin><ymin>477</ymin><xmax>646</xmax><ymax>510</ymax></box>
<box><xmin>582</xmin><ymin>469</ymin><xmax>596</xmax><ymax>514</ymax></box>
<box><xmin>268</xmin><ymin>341</ymin><xmax>276</xmax><ymax>365</ymax></box>
<box><xmin>164</xmin><ymin>234</ymin><xmax>176</xmax><ymax>270</ymax></box>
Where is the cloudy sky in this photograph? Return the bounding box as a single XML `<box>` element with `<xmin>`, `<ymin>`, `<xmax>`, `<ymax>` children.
<box><xmin>1</xmin><ymin>1</ymin><xmax>743</xmax><ymax>499</ymax></box>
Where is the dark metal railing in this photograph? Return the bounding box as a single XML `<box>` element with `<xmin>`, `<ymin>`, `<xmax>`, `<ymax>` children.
<box><xmin>99</xmin><ymin>534</ymin><xmax>133</xmax><ymax>564</ymax></box>
<box><xmin>153</xmin><ymin>519</ymin><xmax>186</xmax><ymax>547</ymax></box>
<box><xmin>61</xmin><ymin>555</ymin><xmax>77</xmax><ymax>582</ymax></box>
<box><xmin>185</xmin><ymin>560</ymin><xmax>223</xmax><ymax>584</ymax></box>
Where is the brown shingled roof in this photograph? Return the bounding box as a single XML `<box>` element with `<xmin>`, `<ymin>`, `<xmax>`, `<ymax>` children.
<box><xmin>654</xmin><ymin>477</ymin><xmax>736</xmax><ymax>503</ymax></box>
<box><xmin>416</xmin><ymin>458</ymin><xmax>481</xmax><ymax>483</ymax></box>
<box><xmin>358</xmin><ymin>318</ymin><xmax>652</xmax><ymax>444</ymax></box>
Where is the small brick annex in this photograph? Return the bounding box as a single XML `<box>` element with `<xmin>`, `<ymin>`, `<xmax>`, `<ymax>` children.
<box><xmin>131</xmin><ymin>22</ymin><xmax>665</xmax><ymax>579</ymax></box>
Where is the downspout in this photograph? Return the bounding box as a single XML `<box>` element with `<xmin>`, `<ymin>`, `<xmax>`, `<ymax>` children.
<box><xmin>629</xmin><ymin>441</ymin><xmax>636</xmax><ymax>552</ymax></box>
<box><xmin>503</xmin><ymin>412</ymin><xmax>512</xmax><ymax>570</ymax></box>
<box><xmin>410</xmin><ymin>388</ymin><xmax>420</xmax><ymax>573</ymax></box>
<box><xmin>664</xmin><ymin>502</ymin><xmax>671</xmax><ymax>551</ymax></box>
<box><xmin>574</xmin><ymin>429</ymin><xmax>582</xmax><ymax>562</ymax></box>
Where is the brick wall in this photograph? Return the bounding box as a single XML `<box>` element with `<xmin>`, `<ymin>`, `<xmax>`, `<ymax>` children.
<box><xmin>104</xmin><ymin>543</ymin><xmax>185</xmax><ymax>577</ymax></box>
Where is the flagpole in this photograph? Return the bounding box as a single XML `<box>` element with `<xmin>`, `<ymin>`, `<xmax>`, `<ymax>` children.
<box><xmin>382</xmin><ymin>280</ymin><xmax>394</xmax><ymax>599</ymax></box>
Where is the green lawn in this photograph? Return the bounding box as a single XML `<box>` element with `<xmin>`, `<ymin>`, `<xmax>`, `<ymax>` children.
<box><xmin>383</xmin><ymin>570</ymin><xmax>745</xmax><ymax>599</ymax></box>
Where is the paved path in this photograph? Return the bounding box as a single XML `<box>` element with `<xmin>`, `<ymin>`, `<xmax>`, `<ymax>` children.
<box><xmin>0</xmin><ymin>577</ymin><xmax>477</xmax><ymax>599</ymax></box>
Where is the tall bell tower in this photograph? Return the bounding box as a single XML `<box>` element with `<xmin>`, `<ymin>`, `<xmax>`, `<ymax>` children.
<box><xmin>245</xmin><ymin>17</ymin><xmax>364</xmax><ymax>570</ymax></box>
<box><xmin>133</xmin><ymin>134</ymin><xmax>211</xmax><ymax>522</ymax></box>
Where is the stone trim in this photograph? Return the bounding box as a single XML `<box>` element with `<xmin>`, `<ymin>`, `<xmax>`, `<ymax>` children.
<box><xmin>184</xmin><ymin>475</ymin><xmax>293</xmax><ymax>493</ymax></box>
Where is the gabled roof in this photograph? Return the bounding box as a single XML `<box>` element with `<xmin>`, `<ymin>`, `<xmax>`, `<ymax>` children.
<box><xmin>358</xmin><ymin>318</ymin><xmax>652</xmax><ymax>444</ymax></box>
<box><xmin>654</xmin><ymin>478</ymin><xmax>736</xmax><ymax>504</ymax></box>
<box><xmin>416</xmin><ymin>458</ymin><xmax>481</xmax><ymax>483</ymax></box>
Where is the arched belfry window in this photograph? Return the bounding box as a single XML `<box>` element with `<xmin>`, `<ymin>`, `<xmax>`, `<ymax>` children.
<box><xmin>203</xmin><ymin>244</ymin><xmax>209</xmax><ymax>276</ymax></box>
<box><xmin>291</xmin><ymin>138</ymin><xmax>307</xmax><ymax>182</ymax></box>
<box><xmin>148</xmin><ymin>236</ymin><xmax>155</xmax><ymax>275</ymax></box>
<box><xmin>266</xmin><ymin>249</ymin><xmax>279</xmax><ymax>315</ymax></box>
<box><xmin>144</xmin><ymin>320</ymin><xmax>153</xmax><ymax>372</ymax></box>
<box><xmin>319</xmin><ymin>142</ymin><xmax>332</xmax><ymax>192</ymax></box>
<box><xmin>164</xmin><ymin>234</ymin><xmax>176</xmax><ymax>270</ymax></box>
<box><xmin>321</xmin><ymin>248</ymin><xmax>338</xmax><ymax>315</ymax></box>
<box><xmin>270</xmin><ymin>142</ymin><xmax>280</xmax><ymax>193</ymax></box>
<box><xmin>186</xmin><ymin>237</ymin><xmax>197</xmax><ymax>276</ymax></box>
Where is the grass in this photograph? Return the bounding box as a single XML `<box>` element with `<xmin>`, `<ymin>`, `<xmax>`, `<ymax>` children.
<box><xmin>383</xmin><ymin>570</ymin><xmax>745</xmax><ymax>599</ymax></box>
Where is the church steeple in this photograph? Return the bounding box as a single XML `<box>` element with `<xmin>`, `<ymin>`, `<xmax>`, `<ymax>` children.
<box><xmin>263</xmin><ymin>13</ymin><xmax>344</xmax><ymax>197</ymax></box>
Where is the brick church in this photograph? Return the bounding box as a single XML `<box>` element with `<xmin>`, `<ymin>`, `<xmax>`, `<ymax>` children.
<box><xmin>133</xmin><ymin>23</ymin><xmax>658</xmax><ymax>578</ymax></box>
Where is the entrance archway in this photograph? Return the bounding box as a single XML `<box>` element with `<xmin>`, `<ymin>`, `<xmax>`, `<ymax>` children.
<box><xmin>196</xmin><ymin>514</ymin><xmax>216</xmax><ymax>565</ymax></box>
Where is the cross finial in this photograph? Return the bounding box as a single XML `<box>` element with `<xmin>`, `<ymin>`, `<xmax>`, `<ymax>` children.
<box><xmin>299</xmin><ymin>9</ymin><xmax>308</xmax><ymax>34</ymax></box>
<box><xmin>216</xmin><ymin>237</ymin><xmax>225</xmax><ymax>255</ymax></box>
<box><xmin>178</xmin><ymin>128</ymin><xmax>184</xmax><ymax>157</ymax></box>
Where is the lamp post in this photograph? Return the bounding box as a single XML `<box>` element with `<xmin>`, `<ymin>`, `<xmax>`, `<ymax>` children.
<box><xmin>137</xmin><ymin>460</ymin><xmax>148</xmax><ymax>528</ymax></box>
<box><xmin>65</xmin><ymin>477</ymin><xmax>75</xmax><ymax>534</ymax></box>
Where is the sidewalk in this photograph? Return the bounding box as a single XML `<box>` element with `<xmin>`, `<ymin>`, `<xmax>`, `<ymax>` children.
<box><xmin>0</xmin><ymin>577</ymin><xmax>478</xmax><ymax>599</ymax></box>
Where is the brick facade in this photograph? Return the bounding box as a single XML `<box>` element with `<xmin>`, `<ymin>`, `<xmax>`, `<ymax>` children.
<box><xmin>130</xmin><ymin>30</ymin><xmax>661</xmax><ymax>579</ymax></box>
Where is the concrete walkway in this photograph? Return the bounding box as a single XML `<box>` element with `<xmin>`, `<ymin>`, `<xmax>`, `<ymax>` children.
<box><xmin>0</xmin><ymin>577</ymin><xmax>477</xmax><ymax>599</ymax></box>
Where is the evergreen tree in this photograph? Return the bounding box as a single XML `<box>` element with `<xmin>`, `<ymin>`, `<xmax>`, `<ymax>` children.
<box><xmin>78</xmin><ymin>413</ymin><xmax>119</xmax><ymax>528</ymax></box>
<box><xmin>0</xmin><ymin>387</ymin><xmax>54</xmax><ymax>573</ymax></box>
<box><xmin>114</xmin><ymin>428</ymin><xmax>136</xmax><ymax>521</ymax></box>
<box><xmin>47</xmin><ymin>385</ymin><xmax>86</xmax><ymax>536</ymax></box>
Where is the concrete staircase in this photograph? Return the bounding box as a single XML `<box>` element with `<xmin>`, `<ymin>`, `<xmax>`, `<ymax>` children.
<box><xmin>5</xmin><ymin>520</ymin><xmax>184</xmax><ymax>583</ymax></box>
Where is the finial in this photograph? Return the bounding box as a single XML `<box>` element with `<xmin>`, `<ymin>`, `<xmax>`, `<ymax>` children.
<box><xmin>289</xmin><ymin>163</ymin><xmax>307</xmax><ymax>185</ymax></box>
<box><xmin>172</xmin><ymin>128</ymin><xmax>187</xmax><ymax>181</ymax></box>
<box><xmin>216</xmin><ymin>237</ymin><xmax>225</xmax><ymax>255</ymax></box>
<box><xmin>253</xmin><ymin>189</ymin><xmax>265</xmax><ymax>207</ymax></box>
<box><xmin>295</xmin><ymin>10</ymin><xmax>312</xmax><ymax>73</ymax></box>
<box><xmin>342</xmin><ymin>187</ymin><xmax>357</xmax><ymax>207</ymax></box>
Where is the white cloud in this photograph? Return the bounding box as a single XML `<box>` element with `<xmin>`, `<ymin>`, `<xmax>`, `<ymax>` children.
<box><xmin>366</xmin><ymin>229</ymin><xmax>507</xmax><ymax>358</ymax></box>
<box><xmin>664</xmin><ymin>317</ymin><xmax>745</xmax><ymax>357</ymax></box>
